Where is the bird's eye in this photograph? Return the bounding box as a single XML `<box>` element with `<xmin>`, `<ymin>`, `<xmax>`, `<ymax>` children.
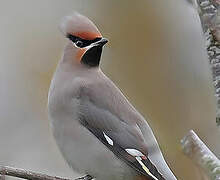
<box><xmin>75</xmin><ymin>40</ymin><xmax>84</xmax><ymax>48</ymax></box>
<box><xmin>67</xmin><ymin>34</ymin><xmax>101</xmax><ymax>48</ymax></box>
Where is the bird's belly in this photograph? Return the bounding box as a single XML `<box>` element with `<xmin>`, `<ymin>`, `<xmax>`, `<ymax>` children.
<box><xmin>51</xmin><ymin>114</ymin><xmax>135</xmax><ymax>180</ymax></box>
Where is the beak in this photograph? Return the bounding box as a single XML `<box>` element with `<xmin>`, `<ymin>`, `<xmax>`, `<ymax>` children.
<box><xmin>94</xmin><ymin>38</ymin><xmax>108</xmax><ymax>47</ymax></box>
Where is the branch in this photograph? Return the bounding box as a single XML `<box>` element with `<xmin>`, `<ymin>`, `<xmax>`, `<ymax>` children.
<box><xmin>0</xmin><ymin>166</ymin><xmax>93</xmax><ymax>180</ymax></box>
<box><xmin>181</xmin><ymin>130</ymin><xmax>220</xmax><ymax>180</ymax></box>
<box><xmin>189</xmin><ymin>0</ymin><xmax>220</xmax><ymax>125</ymax></box>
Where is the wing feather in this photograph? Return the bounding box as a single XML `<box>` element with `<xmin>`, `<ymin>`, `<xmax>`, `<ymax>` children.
<box><xmin>78</xmin><ymin>94</ymin><xmax>165</xmax><ymax>180</ymax></box>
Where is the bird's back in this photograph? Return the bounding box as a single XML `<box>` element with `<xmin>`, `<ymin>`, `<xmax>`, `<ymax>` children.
<box><xmin>86</xmin><ymin>70</ymin><xmax>176</xmax><ymax>180</ymax></box>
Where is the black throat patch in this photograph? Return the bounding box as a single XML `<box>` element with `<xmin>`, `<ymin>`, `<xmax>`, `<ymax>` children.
<box><xmin>81</xmin><ymin>46</ymin><xmax>103</xmax><ymax>67</ymax></box>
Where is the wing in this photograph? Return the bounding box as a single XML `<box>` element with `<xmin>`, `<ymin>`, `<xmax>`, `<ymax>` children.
<box><xmin>76</xmin><ymin>84</ymin><xmax>165</xmax><ymax>180</ymax></box>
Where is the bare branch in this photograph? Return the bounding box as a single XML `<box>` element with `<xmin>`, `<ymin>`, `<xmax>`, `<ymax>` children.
<box><xmin>0</xmin><ymin>166</ymin><xmax>93</xmax><ymax>180</ymax></box>
<box><xmin>190</xmin><ymin>0</ymin><xmax>220</xmax><ymax>125</ymax></box>
<box><xmin>181</xmin><ymin>130</ymin><xmax>220</xmax><ymax>180</ymax></box>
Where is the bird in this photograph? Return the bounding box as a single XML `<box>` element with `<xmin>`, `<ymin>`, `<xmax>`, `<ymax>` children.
<box><xmin>48</xmin><ymin>12</ymin><xmax>177</xmax><ymax>180</ymax></box>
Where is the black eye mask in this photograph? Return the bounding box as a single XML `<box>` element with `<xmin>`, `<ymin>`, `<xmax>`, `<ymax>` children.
<box><xmin>67</xmin><ymin>34</ymin><xmax>102</xmax><ymax>48</ymax></box>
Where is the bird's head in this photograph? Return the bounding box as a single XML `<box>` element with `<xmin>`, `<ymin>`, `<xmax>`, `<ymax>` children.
<box><xmin>60</xmin><ymin>13</ymin><xmax>108</xmax><ymax>67</ymax></box>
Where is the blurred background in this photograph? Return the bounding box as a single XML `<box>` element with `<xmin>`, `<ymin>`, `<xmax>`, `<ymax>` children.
<box><xmin>0</xmin><ymin>0</ymin><xmax>219</xmax><ymax>179</ymax></box>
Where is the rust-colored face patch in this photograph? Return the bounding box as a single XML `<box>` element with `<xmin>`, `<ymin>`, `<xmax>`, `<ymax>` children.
<box><xmin>76</xmin><ymin>48</ymin><xmax>87</xmax><ymax>62</ymax></box>
<box><xmin>73</xmin><ymin>31</ymin><xmax>102</xmax><ymax>40</ymax></box>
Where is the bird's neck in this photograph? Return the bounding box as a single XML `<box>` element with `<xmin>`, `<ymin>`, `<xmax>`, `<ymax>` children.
<box><xmin>56</xmin><ymin>47</ymin><xmax>99</xmax><ymax>78</ymax></box>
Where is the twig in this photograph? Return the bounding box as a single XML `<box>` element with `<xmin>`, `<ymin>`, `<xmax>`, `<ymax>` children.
<box><xmin>0</xmin><ymin>166</ymin><xmax>93</xmax><ymax>180</ymax></box>
<box><xmin>181</xmin><ymin>130</ymin><xmax>220</xmax><ymax>180</ymax></box>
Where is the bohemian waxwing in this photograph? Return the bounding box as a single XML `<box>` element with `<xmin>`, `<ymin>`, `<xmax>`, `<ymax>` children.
<box><xmin>48</xmin><ymin>13</ymin><xmax>177</xmax><ymax>180</ymax></box>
